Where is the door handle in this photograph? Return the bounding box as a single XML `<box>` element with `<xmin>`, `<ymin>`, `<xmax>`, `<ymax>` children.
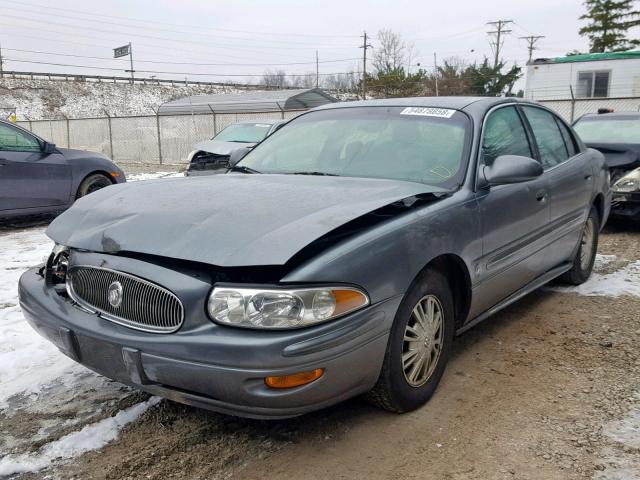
<box><xmin>584</xmin><ymin>173</ymin><xmax>593</xmax><ymax>180</ymax></box>
<box><xmin>535</xmin><ymin>190</ymin><xmax>547</xmax><ymax>202</ymax></box>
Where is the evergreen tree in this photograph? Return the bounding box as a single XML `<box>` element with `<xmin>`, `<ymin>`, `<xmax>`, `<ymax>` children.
<box><xmin>579</xmin><ymin>0</ymin><xmax>640</xmax><ymax>52</ymax></box>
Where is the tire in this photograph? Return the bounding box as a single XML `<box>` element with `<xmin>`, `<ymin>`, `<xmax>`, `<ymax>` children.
<box><xmin>76</xmin><ymin>173</ymin><xmax>112</xmax><ymax>199</ymax></box>
<box><xmin>366</xmin><ymin>268</ymin><xmax>455</xmax><ymax>413</ymax></box>
<box><xmin>559</xmin><ymin>206</ymin><xmax>599</xmax><ymax>286</ymax></box>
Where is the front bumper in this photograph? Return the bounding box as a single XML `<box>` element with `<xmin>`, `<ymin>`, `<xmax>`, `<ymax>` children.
<box><xmin>610</xmin><ymin>192</ymin><xmax>640</xmax><ymax>220</ymax></box>
<box><xmin>19</xmin><ymin>264</ymin><xmax>400</xmax><ymax>419</ymax></box>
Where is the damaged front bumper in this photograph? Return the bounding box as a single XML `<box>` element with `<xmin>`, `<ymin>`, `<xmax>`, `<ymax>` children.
<box><xmin>610</xmin><ymin>192</ymin><xmax>640</xmax><ymax>220</ymax></box>
<box><xmin>18</xmin><ymin>254</ymin><xmax>400</xmax><ymax>419</ymax></box>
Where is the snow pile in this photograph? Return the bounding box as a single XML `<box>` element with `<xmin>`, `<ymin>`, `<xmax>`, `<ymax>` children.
<box><xmin>0</xmin><ymin>397</ymin><xmax>161</xmax><ymax>477</ymax></box>
<box><xmin>551</xmin><ymin>259</ymin><xmax>640</xmax><ymax>298</ymax></box>
<box><xmin>127</xmin><ymin>171</ymin><xmax>185</xmax><ymax>182</ymax></box>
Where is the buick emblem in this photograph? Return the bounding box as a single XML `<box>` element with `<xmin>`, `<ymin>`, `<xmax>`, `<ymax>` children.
<box><xmin>108</xmin><ymin>281</ymin><xmax>123</xmax><ymax>308</ymax></box>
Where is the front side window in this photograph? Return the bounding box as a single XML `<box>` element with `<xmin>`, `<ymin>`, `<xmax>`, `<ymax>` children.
<box><xmin>0</xmin><ymin>123</ymin><xmax>41</xmax><ymax>152</ymax></box>
<box><xmin>213</xmin><ymin>123</ymin><xmax>273</xmax><ymax>143</ymax></box>
<box><xmin>522</xmin><ymin>106</ymin><xmax>570</xmax><ymax>169</ymax></box>
<box><xmin>482</xmin><ymin>106</ymin><xmax>533</xmax><ymax>166</ymax></box>
<box><xmin>577</xmin><ymin>71</ymin><xmax>610</xmax><ymax>98</ymax></box>
<box><xmin>238</xmin><ymin>107</ymin><xmax>471</xmax><ymax>188</ymax></box>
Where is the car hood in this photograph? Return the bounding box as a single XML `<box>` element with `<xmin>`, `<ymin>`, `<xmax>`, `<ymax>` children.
<box><xmin>47</xmin><ymin>174</ymin><xmax>445</xmax><ymax>267</ymax></box>
<box><xmin>193</xmin><ymin>140</ymin><xmax>256</xmax><ymax>156</ymax></box>
<box><xmin>585</xmin><ymin>143</ymin><xmax>640</xmax><ymax>170</ymax></box>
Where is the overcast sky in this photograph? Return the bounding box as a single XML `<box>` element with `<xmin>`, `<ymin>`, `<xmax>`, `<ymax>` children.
<box><xmin>0</xmin><ymin>0</ymin><xmax>635</xmax><ymax>85</ymax></box>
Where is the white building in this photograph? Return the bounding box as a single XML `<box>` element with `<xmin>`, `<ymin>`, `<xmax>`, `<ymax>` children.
<box><xmin>524</xmin><ymin>51</ymin><xmax>640</xmax><ymax>121</ymax></box>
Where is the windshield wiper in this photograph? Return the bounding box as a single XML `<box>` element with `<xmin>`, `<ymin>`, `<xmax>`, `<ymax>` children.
<box><xmin>228</xmin><ymin>165</ymin><xmax>260</xmax><ymax>174</ymax></box>
<box><xmin>287</xmin><ymin>171</ymin><xmax>339</xmax><ymax>176</ymax></box>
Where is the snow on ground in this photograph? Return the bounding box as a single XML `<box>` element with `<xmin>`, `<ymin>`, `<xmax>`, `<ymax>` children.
<box><xmin>0</xmin><ymin>397</ymin><xmax>160</xmax><ymax>477</ymax></box>
<box><xmin>0</xmin><ymin>172</ymin><xmax>179</xmax><ymax>477</ymax></box>
<box><xmin>549</xmin><ymin>255</ymin><xmax>640</xmax><ymax>298</ymax></box>
<box><xmin>127</xmin><ymin>171</ymin><xmax>185</xmax><ymax>182</ymax></box>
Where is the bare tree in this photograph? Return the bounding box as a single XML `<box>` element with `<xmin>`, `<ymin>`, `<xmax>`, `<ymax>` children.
<box><xmin>290</xmin><ymin>72</ymin><xmax>316</xmax><ymax>88</ymax></box>
<box><xmin>373</xmin><ymin>29</ymin><xmax>408</xmax><ymax>74</ymax></box>
<box><xmin>262</xmin><ymin>69</ymin><xmax>288</xmax><ymax>88</ymax></box>
<box><xmin>324</xmin><ymin>70</ymin><xmax>359</xmax><ymax>91</ymax></box>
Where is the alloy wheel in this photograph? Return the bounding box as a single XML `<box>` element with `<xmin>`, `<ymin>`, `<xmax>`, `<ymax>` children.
<box><xmin>402</xmin><ymin>294</ymin><xmax>444</xmax><ymax>387</ymax></box>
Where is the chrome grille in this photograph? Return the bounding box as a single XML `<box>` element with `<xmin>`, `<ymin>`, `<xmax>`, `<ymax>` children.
<box><xmin>67</xmin><ymin>266</ymin><xmax>184</xmax><ymax>333</ymax></box>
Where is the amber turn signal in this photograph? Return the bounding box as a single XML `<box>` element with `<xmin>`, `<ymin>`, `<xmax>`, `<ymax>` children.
<box><xmin>265</xmin><ymin>369</ymin><xmax>324</xmax><ymax>389</ymax></box>
<box><xmin>109</xmin><ymin>172</ymin><xmax>121</xmax><ymax>178</ymax></box>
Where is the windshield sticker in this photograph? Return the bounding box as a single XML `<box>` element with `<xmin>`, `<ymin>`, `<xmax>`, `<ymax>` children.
<box><xmin>255</xmin><ymin>124</ymin><xmax>272</xmax><ymax>127</ymax></box>
<box><xmin>400</xmin><ymin>107</ymin><xmax>456</xmax><ymax>118</ymax></box>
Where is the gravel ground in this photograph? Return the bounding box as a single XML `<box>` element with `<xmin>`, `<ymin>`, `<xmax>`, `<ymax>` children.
<box><xmin>1</xmin><ymin>197</ymin><xmax>638</xmax><ymax>479</ymax></box>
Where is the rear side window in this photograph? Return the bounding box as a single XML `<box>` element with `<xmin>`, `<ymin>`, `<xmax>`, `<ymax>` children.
<box><xmin>555</xmin><ymin>120</ymin><xmax>578</xmax><ymax>157</ymax></box>
<box><xmin>522</xmin><ymin>106</ymin><xmax>569</xmax><ymax>169</ymax></box>
<box><xmin>482</xmin><ymin>106</ymin><xmax>533</xmax><ymax>165</ymax></box>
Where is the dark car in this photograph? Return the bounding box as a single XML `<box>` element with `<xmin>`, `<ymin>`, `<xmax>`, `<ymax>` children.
<box><xmin>0</xmin><ymin>119</ymin><xmax>125</xmax><ymax>219</ymax></box>
<box><xmin>573</xmin><ymin>111</ymin><xmax>640</xmax><ymax>220</ymax></box>
<box><xmin>185</xmin><ymin>120</ymin><xmax>286</xmax><ymax>176</ymax></box>
<box><xmin>20</xmin><ymin>98</ymin><xmax>610</xmax><ymax>419</ymax></box>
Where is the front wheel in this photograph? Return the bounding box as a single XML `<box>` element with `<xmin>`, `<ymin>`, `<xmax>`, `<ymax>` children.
<box><xmin>559</xmin><ymin>206</ymin><xmax>599</xmax><ymax>285</ymax></box>
<box><xmin>366</xmin><ymin>269</ymin><xmax>454</xmax><ymax>413</ymax></box>
<box><xmin>76</xmin><ymin>173</ymin><xmax>112</xmax><ymax>199</ymax></box>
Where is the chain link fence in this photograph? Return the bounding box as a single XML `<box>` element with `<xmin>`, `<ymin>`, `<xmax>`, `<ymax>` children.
<box><xmin>17</xmin><ymin>110</ymin><xmax>305</xmax><ymax>167</ymax></box>
<box><xmin>539</xmin><ymin>97</ymin><xmax>640</xmax><ymax>123</ymax></box>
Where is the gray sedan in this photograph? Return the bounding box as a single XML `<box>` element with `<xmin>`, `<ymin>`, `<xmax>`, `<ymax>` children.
<box><xmin>0</xmin><ymin>119</ymin><xmax>125</xmax><ymax>219</ymax></box>
<box><xmin>20</xmin><ymin>97</ymin><xmax>610</xmax><ymax>419</ymax></box>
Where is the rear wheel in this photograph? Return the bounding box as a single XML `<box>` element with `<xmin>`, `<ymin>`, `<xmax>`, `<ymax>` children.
<box><xmin>76</xmin><ymin>173</ymin><xmax>112</xmax><ymax>199</ymax></box>
<box><xmin>366</xmin><ymin>269</ymin><xmax>454</xmax><ymax>413</ymax></box>
<box><xmin>559</xmin><ymin>206</ymin><xmax>599</xmax><ymax>285</ymax></box>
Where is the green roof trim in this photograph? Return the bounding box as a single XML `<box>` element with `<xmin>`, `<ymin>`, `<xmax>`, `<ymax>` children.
<box><xmin>550</xmin><ymin>51</ymin><xmax>640</xmax><ymax>63</ymax></box>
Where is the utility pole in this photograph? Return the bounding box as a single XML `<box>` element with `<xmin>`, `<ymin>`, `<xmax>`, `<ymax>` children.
<box><xmin>315</xmin><ymin>50</ymin><xmax>319</xmax><ymax>88</ymax></box>
<box><xmin>433</xmin><ymin>52</ymin><xmax>439</xmax><ymax>96</ymax></box>
<box><xmin>519</xmin><ymin>35</ymin><xmax>545</xmax><ymax>63</ymax></box>
<box><xmin>487</xmin><ymin>20</ymin><xmax>513</xmax><ymax>68</ymax></box>
<box><xmin>0</xmin><ymin>42</ymin><xmax>4</xmax><ymax>78</ymax></box>
<box><xmin>360</xmin><ymin>31</ymin><xmax>372</xmax><ymax>100</ymax></box>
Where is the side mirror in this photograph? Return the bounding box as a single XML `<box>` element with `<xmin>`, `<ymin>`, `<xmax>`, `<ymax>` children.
<box><xmin>483</xmin><ymin>155</ymin><xmax>543</xmax><ymax>186</ymax></box>
<box><xmin>42</xmin><ymin>141</ymin><xmax>57</xmax><ymax>154</ymax></box>
<box><xmin>228</xmin><ymin>146</ymin><xmax>252</xmax><ymax>167</ymax></box>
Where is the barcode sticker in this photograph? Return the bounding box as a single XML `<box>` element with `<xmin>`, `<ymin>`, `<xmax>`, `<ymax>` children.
<box><xmin>400</xmin><ymin>107</ymin><xmax>456</xmax><ymax>118</ymax></box>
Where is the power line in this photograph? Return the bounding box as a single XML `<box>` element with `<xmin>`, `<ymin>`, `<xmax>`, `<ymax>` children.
<box><xmin>4</xmin><ymin>57</ymin><xmax>357</xmax><ymax>78</ymax></box>
<box><xmin>487</xmin><ymin>20</ymin><xmax>513</xmax><ymax>68</ymax></box>
<box><xmin>1</xmin><ymin>47</ymin><xmax>360</xmax><ymax>67</ymax></box>
<box><xmin>1</xmin><ymin>13</ymin><xmax>357</xmax><ymax>52</ymax></box>
<box><xmin>0</xmin><ymin>0</ymin><xmax>360</xmax><ymax>39</ymax></box>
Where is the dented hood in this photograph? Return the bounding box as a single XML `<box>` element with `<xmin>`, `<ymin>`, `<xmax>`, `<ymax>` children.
<box><xmin>47</xmin><ymin>174</ymin><xmax>443</xmax><ymax>267</ymax></box>
<box><xmin>194</xmin><ymin>140</ymin><xmax>255</xmax><ymax>156</ymax></box>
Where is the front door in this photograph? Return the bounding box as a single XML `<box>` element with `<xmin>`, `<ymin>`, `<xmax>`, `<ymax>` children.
<box><xmin>0</xmin><ymin>122</ymin><xmax>71</xmax><ymax>212</ymax></box>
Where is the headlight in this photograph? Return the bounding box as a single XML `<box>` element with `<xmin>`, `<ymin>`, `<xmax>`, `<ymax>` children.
<box><xmin>207</xmin><ymin>286</ymin><xmax>369</xmax><ymax>329</ymax></box>
<box><xmin>612</xmin><ymin>167</ymin><xmax>640</xmax><ymax>193</ymax></box>
<box><xmin>46</xmin><ymin>244</ymin><xmax>69</xmax><ymax>285</ymax></box>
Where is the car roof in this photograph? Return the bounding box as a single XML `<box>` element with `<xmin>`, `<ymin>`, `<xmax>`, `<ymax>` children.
<box><xmin>312</xmin><ymin>96</ymin><xmax>530</xmax><ymax>113</ymax></box>
<box><xmin>577</xmin><ymin>111</ymin><xmax>640</xmax><ymax>120</ymax></box>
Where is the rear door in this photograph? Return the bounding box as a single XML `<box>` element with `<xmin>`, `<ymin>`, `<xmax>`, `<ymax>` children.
<box><xmin>520</xmin><ymin>106</ymin><xmax>593</xmax><ymax>267</ymax></box>
<box><xmin>0</xmin><ymin>122</ymin><xmax>71</xmax><ymax>212</ymax></box>
<box><xmin>472</xmin><ymin>105</ymin><xmax>552</xmax><ymax>316</ymax></box>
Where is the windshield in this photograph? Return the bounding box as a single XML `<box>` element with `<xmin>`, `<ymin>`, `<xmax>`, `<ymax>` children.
<box><xmin>574</xmin><ymin>116</ymin><xmax>640</xmax><ymax>144</ymax></box>
<box><xmin>238</xmin><ymin>106</ymin><xmax>470</xmax><ymax>187</ymax></box>
<box><xmin>213</xmin><ymin>123</ymin><xmax>273</xmax><ymax>143</ymax></box>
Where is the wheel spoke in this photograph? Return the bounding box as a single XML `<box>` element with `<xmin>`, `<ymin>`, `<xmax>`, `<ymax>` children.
<box><xmin>402</xmin><ymin>348</ymin><xmax>420</xmax><ymax>369</ymax></box>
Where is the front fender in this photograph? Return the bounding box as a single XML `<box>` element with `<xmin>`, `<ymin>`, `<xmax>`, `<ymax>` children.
<box><xmin>282</xmin><ymin>192</ymin><xmax>481</xmax><ymax>305</ymax></box>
